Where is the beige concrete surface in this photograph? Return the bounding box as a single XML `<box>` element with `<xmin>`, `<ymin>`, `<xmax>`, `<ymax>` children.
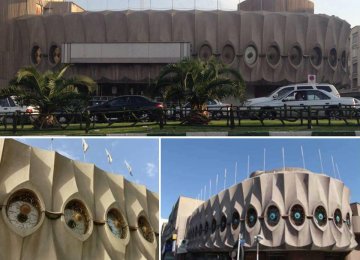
<box><xmin>0</xmin><ymin>139</ymin><xmax>159</xmax><ymax>259</ymax></box>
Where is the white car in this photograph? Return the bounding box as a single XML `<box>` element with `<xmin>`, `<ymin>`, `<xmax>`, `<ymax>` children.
<box><xmin>247</xmin><ymin>89</ymin><xmax>356</xmax><ymax>118</ymax></box>
<box><xmin>246</xmin><ymin>83</ymin><xmax>340</xmax><ymax>106</ymax></box>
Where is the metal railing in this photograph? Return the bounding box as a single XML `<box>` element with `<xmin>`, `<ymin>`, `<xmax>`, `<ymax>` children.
<box><xmin>1</xmin><ymin>104</ymin><xmax>360</xmax><ymax>134</ymax></box>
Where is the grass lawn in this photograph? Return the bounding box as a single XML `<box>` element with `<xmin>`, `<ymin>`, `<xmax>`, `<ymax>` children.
<box><xmin>0</xmin><ymin>119</ymin><xmax>359</xmax><ymax>136</ymax></box>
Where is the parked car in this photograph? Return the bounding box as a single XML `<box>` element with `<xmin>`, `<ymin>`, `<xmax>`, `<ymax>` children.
<box><xmin>167</xmin><ymin>99</ymin><xmax>230</xmax><ymax>120</ymax></box>
<box><xmin>87</xmin><ymin>95</ymin><xmax>165</xmax><ymax>122</ymax></box>
<box><xmin>245</xmin><ymin>83</ymin><xmax>340</xmax><ymax>106</ymax></box>
<box><xmin>0</xmin><ymin>96</ymin><xmax>39</xmax><ymax>124</ymax></box>
<box><xmin>246</xmin><ymin>89</ymin><xmax>356</xmax><ymax>119</ymax></box>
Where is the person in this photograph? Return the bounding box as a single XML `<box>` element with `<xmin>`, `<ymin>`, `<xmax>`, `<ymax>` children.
<box><xmin>295</xmin><ymin>92</ymin><xmax>303</xmax><ymax>101</ymax></box>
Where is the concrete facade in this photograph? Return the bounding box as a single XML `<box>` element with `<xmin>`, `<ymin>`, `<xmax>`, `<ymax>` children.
<box><xmin>238</xmin><ymin>0</ymin><xmax>314</xmax><ymax>13</ymax></box>
<box><xmin>162</xmin><ymin>168</ymin><xmax>359</xmax><ymax>260</ymax></box>
<box><xmin>346</xmin><ymin>26</ymin><xmax>360</xmax><ymax>97</ymax></box>
<box><xmin>0</xmin><ymin>0</ymin><xmax>351</xmax><ymax>98</ymax></box>
<box><xmin>0</xmin><ymin>139</ymin><xmax>159</xmax><ymax>259</ymax></box>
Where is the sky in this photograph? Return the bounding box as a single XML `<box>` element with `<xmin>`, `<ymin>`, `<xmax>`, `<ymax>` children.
<box><xmin>16</xmin><ymin>138</ymin><xmax>159</xmax><ymax>192</ymax></box>
<box><xmin>161</xmin><ymin>138</ymin><xmax>360</xmax><ymax>219</ymax></box>
<box><xmin>71</xmin><ymin>0</ymin><xmax>359</xmax><ymax>27</ymax></box>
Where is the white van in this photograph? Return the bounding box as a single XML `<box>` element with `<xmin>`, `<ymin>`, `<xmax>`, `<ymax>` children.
<box><xmin>246</xmin><ymin>83</ymin><xmax>340</xmax><ymax>106</ymax></box>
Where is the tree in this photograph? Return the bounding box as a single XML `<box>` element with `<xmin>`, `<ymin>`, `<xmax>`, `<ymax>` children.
<box><xmin>1</xmin><ymin>64</ymin><xmax>96</xmax><ymax>128</ymax></box>
<box><xmin>155</xmin><ymin>57</ymin><xmax>246</xmax><ymax>124</ymax></box>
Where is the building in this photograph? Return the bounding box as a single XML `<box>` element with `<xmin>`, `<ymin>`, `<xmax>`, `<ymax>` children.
<box><xmin>0</xmin><ymin>139</ymin><xmax>159</xmax><ymax>259</ymax></box>
<box><xmin>0</xmin><ymin>0</ymin><xmax>351</xmax><ymax>100</ymax></box>
<box><xmin>346</xmin><ymin>26</ymin><xmax>360</xmax><ymax>98</ymax></box>
<box><xmin>162</xmin><ymin>168</ymin><xmax>360</xmax><ymax>260</ymax></box>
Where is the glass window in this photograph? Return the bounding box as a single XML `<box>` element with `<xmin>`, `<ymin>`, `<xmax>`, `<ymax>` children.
<box><xmin>246</xmin><ymin>207</ymin><xmax>257</xmax><ymax>228</ymax></box>
<box><xmin>275</xmin><ymin>87</ymin><xmax>295</xmax><ymax>99</ymax></box>
<box><xmin>353</xmin><ymin>32</ymin><xmax>358</xmax><ymax>44</ymax></box>
<box><xmin>317</xmin><ymin>86</ymin><xmax>332</xmax><ymax>93</ymax></box>
<box><xmin>334</xmin><ymin>209</ymin><xmax>343</xmax><ymax>228</ymax></box>
<box><xmin>306</xmin><ymin>90</ymin><xmax>330</xmax><ymax>100</ymax></box>
<box><xmin>290</xmin><ymin>204</ymin><xmax>305</xmax><ymax>226</ymax></box>
<box><xmin>353</xmin><ymin>63</ymin><xmax>358</xmax><ymax>74</ymax></box>
<box><xmin>267</xmin><ymin>205</ymin><xmax>280</xmax><ymax>227</ymax></box>
<box><xmin>109</xmin><ymin>97</ymin><xmax>127</xmax><ymax>106</ymax></box>
<box><xmin>298</xmin><ymin>86</ymin><xmax>313</xmax><ymax>90</ymax></box>
<box><xmin>314</xmin><ymin>206</ymin><xmax>327</xmax><ymax>227</ymax></box>
<box><xmin>232</xmin><ymin>210</ymin><xmax>240</xmax><ymax>230</ymax></box>
<box><xmin>211</xmin><ymin>219</ymin><xmax>217</xmax><ymax>234</ymax></box>
<box><xmin>220</xmin><ymin>215</ymin><xmax>227</xmax><ymax>232</ymax></box>
<box><xmin>0</xmin><ymin>98</ymin><xmax>9</xmax><ymax>107</ymax></box>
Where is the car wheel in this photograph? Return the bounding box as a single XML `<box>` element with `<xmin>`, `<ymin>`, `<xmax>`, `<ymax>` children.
<box><xmin>259</xmin><ymin>108</ymin><xmax>277</xmax><ymax>120</ymax></box>
<box><xmin>326</xmin><ymin>106</ymin><xmax>343</xmax><ymax>119</ymax></box>
<box><xmin>211</xmin><ymin>111</ymin><xmax>223</xmax><ymax>120</ymax></box>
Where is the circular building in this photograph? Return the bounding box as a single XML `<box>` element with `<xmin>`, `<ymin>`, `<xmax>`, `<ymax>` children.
<box><xmin>163</xmin><ymin>168</ymin><xmax>359</xmax><ymax>260</ymax></box>
<box><xmin>0</xmin><ymin>0</ymin><xmax>351</xmax><ymax>99</ymax></box>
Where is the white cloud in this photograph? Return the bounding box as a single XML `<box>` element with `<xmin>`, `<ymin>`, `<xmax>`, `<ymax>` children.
<box><xmin>146</xmin><ymin>162</ymin><xmax>157</xmax><ymax>178</ymax></box>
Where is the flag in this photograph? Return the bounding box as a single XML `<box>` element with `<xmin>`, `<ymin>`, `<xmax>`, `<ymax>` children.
<box><xmin>82</xmin><ymin>138</ymin><xmax>89</xmax><ymax>153</ymax></box>
<box><xmin>105</xmin><ymin>148</ymin><xmax>112</xmax><ymax>164</ymax></box>
<box><xmin>124</xmin><ymin>160</ymin><xmax>133</xmax><ymax>176</ymax></box>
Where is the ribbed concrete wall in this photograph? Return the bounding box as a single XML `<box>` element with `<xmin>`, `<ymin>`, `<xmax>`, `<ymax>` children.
<box><xmin>0</xmin><ymin>139</ymin><xmax>158</xmax><ymax>259</ymax></box>
<box><xmin>239</xmin><ymin>0</ymin><xmax>314</xmax><ymax>13</ymax></box>
<box><xmin>185</xmin><ymin>168</ymin><xmax>357</xmax><ymax>253</ymax></box>
<box><xmin>0</xmin><ymin>10</ymin><xmax>351</xmax><ymax>89</ymax></box>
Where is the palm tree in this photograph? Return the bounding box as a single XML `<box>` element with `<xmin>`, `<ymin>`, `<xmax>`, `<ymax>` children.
<box><xmin>1</xmin><ymin>64</ymin><xmax>96</xmax><ymax>128</ymax></box>
<box><xmin>155</xmin><ymin>57</ymin><xmax>246</xmax><ymax>123</ymax></box>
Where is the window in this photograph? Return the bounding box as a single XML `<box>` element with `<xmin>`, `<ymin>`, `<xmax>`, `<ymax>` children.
<box><xmin>353</xmin><ymin>63</ymin><xmax>358</xmax><ymax>75</ymax></box>
<box><xmin>267</xmin><ymin>44</ymin><xmax>281</xmax><ymax>66</ymax></box>
<box><xmin>289</xmin><ymin>46</ymin><xmax>303</xmax><ymax>66</ymax></box>
<box><xmin>290</xmin><ymin>204</ymin><xmax>305</xmax><ymax>226</ymax></box>
<box><xmin>353</xmin><ymin>32</ymin><xmax>359</xmax><ymax>44</ymax></box>
<box><xmin>232</xmin><ymin>210</ymin><xmax>240</xmax><ymax>230</ymax></box>
<box><xmin>298</xmin><ymin>86</ymin><xmax>313</xmax><ymax>90</ymax></box>
<box><xmin>329</xmin><ymin>48</ymin><xmax>338</xmax><ymax>67</ymax></box>
<box><xmin>246</xmin><ymin>207</ymin><xmax>257</xmax><ymax>228</ymax></box>
<box><xmin>306</xmin><ymin>90</ymin><xmax>330</xmax><ymax>101</ymax></box>
<box><xmin>317</xmin><ymin>86</ymin><xmax>332</xmax><ymax>93</ymax></box>
<box><xmin>334</xmin><ymin>209</ymin><xmax>342</xmax><ymax>228</ymax></box>
<box><xmin>314</xmin><ymin>206</ymin><xmax>327</xmax><ymax>227</ymax></box>
<box><xmin>267</xmin><ymin>205</ymin><xmax>280</xmax><ymax>227</ymax></box>
<box><xmin>0</xmin><ymin>98</ymin><xmax>9</xmax><ymax>107</ymax></box>
<box><xmin>310</xmin><ymin>47</ymin><xmax>322</xmax><ymax>66</ymax></box>
<box><xmin>109</xmin><ymin>97</ymin><xmax>126</xmax><ymax>106</ymax></box>
<box><xmin>276</xmin><ymin>87</ymin><xmax>294</xmax><ymax>99</ymax></box>
<box><xmin>211</xmin><ymin>219</ymin><xmax>217</xmax><ymax>233</ymax></box>
<box><xmin>244</xmin><ymin>45</ymin><xmax>258</xmax><ymax>65</ymax></box>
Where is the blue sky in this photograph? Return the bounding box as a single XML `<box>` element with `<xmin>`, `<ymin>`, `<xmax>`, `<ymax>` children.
<box><xmin>161</xmin><ymin>138</ymin><xmax>360</xmax><ymax>219</ymax></box>
<box><xmin>16</xmin><ymin>138</ymin><xmax>159</xmax><ymax>192</ymax></box>
<box><xmin>71</xmin><ymin>0</ymin><xmax>359</xmax><ymax>27</ymax></box>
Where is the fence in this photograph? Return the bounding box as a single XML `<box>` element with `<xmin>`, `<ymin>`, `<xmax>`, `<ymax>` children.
<box><xmin>2</xmin><ymin>104</ymin><xmax>360</xmax><ymax>134</ymax></box>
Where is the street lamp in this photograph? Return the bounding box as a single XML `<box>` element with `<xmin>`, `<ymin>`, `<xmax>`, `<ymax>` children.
<box><xmin>254</xmin><ymin>234</ymin><xmax>263</xmax><ymax>260</ymax></box>
<box><xmin>236</xmin><ymin>233</ymin><xmax>245</xmax><ymax>260</ymax></box>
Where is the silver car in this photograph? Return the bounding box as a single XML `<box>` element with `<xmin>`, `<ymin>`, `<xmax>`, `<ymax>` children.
<box><xmin>247</xmin><ymin>89</ymin><xmax>357</xmax><ymax>118</ymax></box>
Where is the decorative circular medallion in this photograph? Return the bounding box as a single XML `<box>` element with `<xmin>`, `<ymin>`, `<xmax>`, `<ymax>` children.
<box><xmin>49</xmin><ymin>45</ymin><xmax>61</xmax><ymax>65</ymax></box>
<box><xmin>289</xmin><ymin>46</ymin><xmax>303</xmax><ymax>66</ymax></box>
<box><xmin>314</xmin><ymin>206</ymin><xmax>327</xmax><ymax>227</ymax></box>
<box><xmin>329</xmin><ymin>48</ymin><xmax>338</xmax><ymax>68</ymax></box>
<box><xmin>310</xmin><ymin>47</ymin><xmax>322</xmax><ymax>67</ymax></box>
<box><xmin>6</xmin><ymin>190</ymin><xmax>41</xmax><ymax>230</ymax></box>
<box><xmin>138</xmin><ymin>216</ymin><xmax>154</xmax><ymax>243</ymax></box>
<box><xmin>211</xmin><ymin>218</ymin><xmax>217</xmax><ymax>234</ymax></box>
<box><xmin>64</xmin><ymin>200</ymin><xmax>90</xmax><ymax>235</ymax></box>
<box><xmin>232</xmin><ymin>210</ymin><xmax>240</xmax><ymax>230</ymax></box>
<box><xmin>334</xmin><ymin>209</ymin><xmax>342</xmax><ymax>228</ymax></box>
<box><xmin>244</xmin><ymin>45</ymin><xmax>258</xmax><ymax>65</ymax></box>
<box><xmin>221</xmin><ymin>45</ymin><xmax>235</xmax><ymax>64</ymax></box>
<box><xmin>31</xmin><ymin>46</ymin><xmax>42</xmax><ymax>65</ymax></box>
<box><xmin>106</xmin><ymin>208</ymin><xmax>127</xmax><ymax>239</ymax></box>
<box><xmin>267</xmin><ymin>205</ymin><xmax>280</xmax><ymax>227</ymax></box>
<box><xmin>267</xmin><ymin>44</ymin><xmax>281</xmax><ymax>66</ymax></box>
<box><xmin>199</xmin><ymin>44</ymin><xmax>212</xmax><ymax>61</ymax></box>
<box><xmin>290</xmin><ymin>204</ymin><xmax>305</xmax><ymax>226</ymax></box>
<box><xmin>246</xmin><ymin>207</ymin><xmax>257</xmax><ymax>228</ymax></box>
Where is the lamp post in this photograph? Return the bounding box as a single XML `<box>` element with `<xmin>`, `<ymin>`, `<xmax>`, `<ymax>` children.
<box><xmin>254</xmin><ymin>234</ymin><xmax>263</xmax><ymax>260</ymax></box>
<box><xmin>235</xmin><ymin>233</ymin><xmax>245</xmax><ymax>260</ymax></box>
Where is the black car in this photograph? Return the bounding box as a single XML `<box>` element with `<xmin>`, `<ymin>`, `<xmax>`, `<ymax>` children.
<box><xmin>86</xmin><ymin>95</ymin><xmax>164</xmax><ymax>122</ymax></box>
